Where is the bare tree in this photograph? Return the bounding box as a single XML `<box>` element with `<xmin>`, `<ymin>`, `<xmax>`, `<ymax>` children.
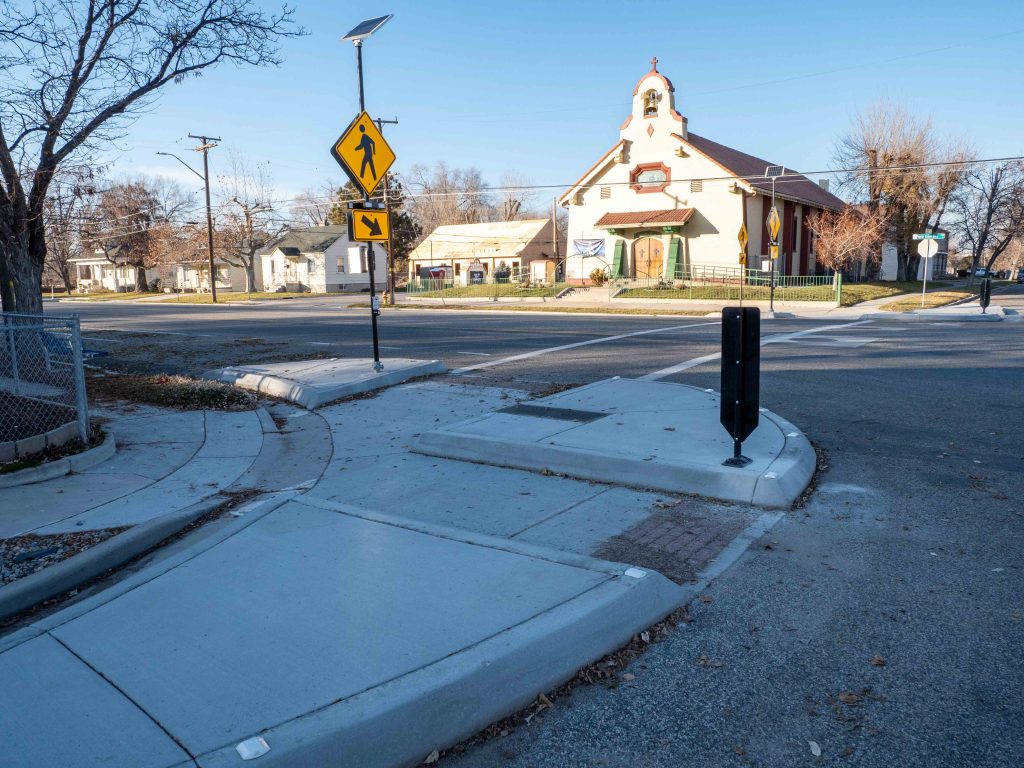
<box><xmin>496</xmin><ymin>171</ymin><xmax>538</xmax><ymax>221</ymax></box>
<box><xmin>290</xmin><ymin>184</ymin><xmax>335</xmax><ymax>227</ymax></box>
<box><xmin>43</xmin><ymin>166</ymin><xmax>100</xmax><ymax>291</ymax></box>
<box><xmin>404</xmin><ymin>162</ymin><xmax>491</xmax><ymax>243</ymax></box>
<box><xmin>951</xmin><ymin>162</ymin><xmax>1024</xmax><ymax>284</ymax></box>
<box><xmin>993</xmin><ymin>238</ymin><xmax>1024</xmax><ymax>278</ymax></box>
<box><xmin>217</xmin><ymin>154</ymin><xmax>281</xmax><ymax>293</ymax></box>
<box><xmin>80</xmin><ymin>176</ymin><xmax>192</xmax><ymax>291</ymax></box>
<box><xmin>0</xmin><ymin>0</ymin><xmax>303</xmax><ymax>312</ymax></box>
<box><xmin>835</xmin><ymin>101</ymin><xmax>971</xmax><ymax>281</ymax></box>
<box><xmin>806</xmin><ymin>207</ymin><xmax>888</xmax><ymax>275</ymax></box>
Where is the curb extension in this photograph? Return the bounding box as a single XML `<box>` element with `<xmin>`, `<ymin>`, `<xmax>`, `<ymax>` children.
<box><xmin>0</xmin><ymin>431</ymin><xmax>116</xmax><ymax>489</ymax></box>
<box><xmin>0</xmin><ymin>496</ymin><xmax>224</xmax><ymax>623</ymax></box>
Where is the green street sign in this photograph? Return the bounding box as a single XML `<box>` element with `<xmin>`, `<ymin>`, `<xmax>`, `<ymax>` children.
<box><xmin>912</xmin><ymin>233</ymin><xmax>946</xmax><ymax>240</ymax></box>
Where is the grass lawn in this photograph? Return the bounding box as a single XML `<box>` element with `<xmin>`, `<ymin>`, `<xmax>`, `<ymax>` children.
<box><xmin>167</xmin><ymin>291</ymin><xmax>316</xmax><ymax>303</ymax></box>
<box><xmin>879</xmin><ymin>290</ymin><xmax>975</xmax><ymax>312</ymax></box>
<box><xmin>409</xmin><ymin>284</ymin><xmax>566</xmax><ymax>299</ymax></box>
<box><xmin>838</xmin><ymin>280</ymin><xmax>953</xmax><ymax>307</ymax></box>
<box><xmin>617</xmin><ymin>284</ymin><xmax>837</xmax><ymax>302</ymax></box>
<box><xmin>373</xmin><ymin>303</ymin><xmax>709</xmax><ymax>316</ymax></box>
<box><xmin>68</xmin><ymin>291</ymin><xmax>161</xmax><ymax>301</ymax></box>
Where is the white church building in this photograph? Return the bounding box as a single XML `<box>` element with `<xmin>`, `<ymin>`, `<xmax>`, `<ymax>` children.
<box><xmin>559</xmin><ymin>59</ymin><xmax>846</xmax><ymax>285</ymax></box>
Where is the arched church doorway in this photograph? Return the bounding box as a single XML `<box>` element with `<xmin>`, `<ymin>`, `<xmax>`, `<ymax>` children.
<box><xmin>633</xmin><ymin>237</ymin><xmax>663</xmax><ymax>279</ymax></box>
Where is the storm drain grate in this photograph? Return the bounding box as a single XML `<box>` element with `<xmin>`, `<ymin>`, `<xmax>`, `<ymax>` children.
<box><xmin>498</xmin><ymin>404</ymin><xmax>607</xmax><ymax>423</ymax></box>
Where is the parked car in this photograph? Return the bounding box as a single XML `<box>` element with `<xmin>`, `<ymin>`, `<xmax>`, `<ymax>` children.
<box><xmin>1016</xmin><ymin>268</ymin><xmax>1024</xmax><ymax>284</ymax></box>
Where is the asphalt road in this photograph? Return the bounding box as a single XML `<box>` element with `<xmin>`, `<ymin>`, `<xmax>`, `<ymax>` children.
<box><xmin>48</xmin><ymin>290</ymin><xmax>1024</xmax><ymax>767</ymax></box>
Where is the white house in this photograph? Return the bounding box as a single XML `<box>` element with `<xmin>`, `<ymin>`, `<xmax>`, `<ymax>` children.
<box><xmin>559</xmin><ymin>58</ymin><xmax>846</xmax><ymax>284</ymax></box>
<box><xmin>407</xmin><ymin>219</ymin><xmax>561</xmax><ymax>284</ymax></box>
<box><xmin>69</xmin><ymin>247</ymin><xmax>160</xmax><ymax>292</ymax></box>
<box><xmin>259</xmin><ymin>225</ymin><xmax>385</xmax><ymax>293</ymax></box>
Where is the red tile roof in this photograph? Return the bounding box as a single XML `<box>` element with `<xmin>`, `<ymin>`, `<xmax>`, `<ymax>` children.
<box><xmin>594</xmin><ymin>209</ymin><xmax>696</xmax><ymax>228</ymax></box>
<box><xmin>684</xmin><ymin>133</ymin><xmax>845</xmax><ymax>211</ymax></box>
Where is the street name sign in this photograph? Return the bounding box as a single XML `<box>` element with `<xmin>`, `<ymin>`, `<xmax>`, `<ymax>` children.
<box><xmin>330</xmin><ymin>111</ymin><xmax>396</xmax><ymax>196</ymax></box>
<box><xmin>913</xmin><ymin>233</ymin><xmax>946</xmax><ymax>240</ymax></box>
<box><xmin>349</xmin><ymin>207</ymin><xmax>391</xmax><ymax>241</ymax></box>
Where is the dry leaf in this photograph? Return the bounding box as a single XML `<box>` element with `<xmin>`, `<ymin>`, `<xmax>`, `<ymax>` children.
<box><xmin>621</xmin><ymin>672</ymin><xmax>635</xmax><ymax>681</ymax></box>
<box><xmin>699</xmin><ymin>594</ymin><xmax>713</xmax><ymax>604</ymax></box>
<box><xmin>869</xmin><ymin>654</ymin><xmax>887</xmax><ymax>667</ymax></box>
<box><xmin>732</xmin><ymin>745</ymin><xmax>747</xmax><ymax>755</ymax></box>
<box><xmin>537</xmin><ymin>693</ymin><xmax>553</xmax><ymax>708</ymax></box>
<box><xmin>423</xmin><ymin>749</ymin><xmax>439</xmax><ymax>764</ymax></box>
<box><xmin>837</xmin><ymin>692</ymin><xmax>861</xmax><ymax>705</ymax></box>
<box><xmin>697</xmin><ymin>654</ymin><xmax>725</xmax><ymax>668</ymax></box>
<box><xmin>809</xmin><ymin>740</ymin><xmax>822</xmax><ymax>757</ymax></box>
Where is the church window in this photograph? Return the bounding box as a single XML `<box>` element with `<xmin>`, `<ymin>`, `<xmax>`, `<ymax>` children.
<box><xmin>629</xmin><ymin>163</ymin><xmax>671</xmax><ymax>193</ymax></box>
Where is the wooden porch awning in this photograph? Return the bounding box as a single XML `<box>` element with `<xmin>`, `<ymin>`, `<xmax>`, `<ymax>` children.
<box><xmin>593</xmin><ymin>208</ymin><xmax>695</xmax><ymax>228</ymax></box>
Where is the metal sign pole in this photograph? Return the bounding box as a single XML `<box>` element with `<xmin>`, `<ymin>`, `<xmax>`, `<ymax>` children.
<box><xmin>353</xmin><ymin>39</ymin><xmax>383</xmax><ymax>372</ymax></box>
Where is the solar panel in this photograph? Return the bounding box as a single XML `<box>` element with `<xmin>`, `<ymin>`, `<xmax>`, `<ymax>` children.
<box><xmin>764</xmin><ymin>165</ymin><xmax>785</xmax><ymax>178</ymax></box>
<box><xmin>342</xmin><ymin>15</ymin><xmax>393</xmax><ymax>41</ymax></box>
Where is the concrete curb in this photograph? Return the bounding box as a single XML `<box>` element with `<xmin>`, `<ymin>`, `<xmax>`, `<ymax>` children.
<box><xmin>0</xmin><ymin>431</ymin><xmax>116</xmax><ymax>489</ymax></box>
<box><xmin>204</xmin><ymin>359</ymin><xmax>448</xmax><ymax>409</ymax></box>
<box><xmin>859</xmin><ymin>306</ymin><xmax>1004</xmax><ymax>322</ymax></box>
<box><xmin>0</xmin><ymin>496</ymin><xmax>223</xmax><ymax>623</ymax></box>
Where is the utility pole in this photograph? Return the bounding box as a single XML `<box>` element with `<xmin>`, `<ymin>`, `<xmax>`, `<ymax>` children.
<box><xmin>552</xmin><ymin>197</ymin><xmax>560</xmax><ymax>283</ymax></box>
<box><xmin>188</xmin><ymin>134</ymin><xmax>221</xmax><ymax>303</ymax></box>
<box><xmin>375</xmin><ymin>116</ymin><xmax>399</xmax><ymax>305</ymax></box>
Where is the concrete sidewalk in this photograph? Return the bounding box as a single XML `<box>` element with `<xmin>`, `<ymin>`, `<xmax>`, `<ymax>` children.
<box><xmin>0</xmin><ymin>494</ymin><xmax>681</xmax><ymax>768</ymax></box>
<box><xmin>414</xmin><ymin>378</ymin><xmax>815</xmax><ymax>508</ymax></box>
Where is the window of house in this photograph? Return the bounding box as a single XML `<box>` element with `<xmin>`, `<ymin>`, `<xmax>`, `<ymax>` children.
<box><xmin>629</xmin><ymin>163</ymin><xmax>670</xmax><ymax>193</ymax></box>
<box><xmin>336</xmin><ymin>255</ymin><xmax>345</xmax><ymax>273</ymax></box>
<box><xmin>454</xmin><ymin>263</ymin><xmax>461</xmax><ymax>276</ymax></box>
<box><xmin>359</xmin><ymin>247</ymin><xmax>367</xmax><ymax>273</ymax></box>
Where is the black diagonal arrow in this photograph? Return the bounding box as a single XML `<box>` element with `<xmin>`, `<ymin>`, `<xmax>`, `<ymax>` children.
<box><xmin>361</xmin><ymin>214</ymin><xmax>382</xmax><ymax>237</ymax></box>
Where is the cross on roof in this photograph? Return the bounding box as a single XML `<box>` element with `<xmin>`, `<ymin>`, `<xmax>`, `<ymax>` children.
<box><xmin>651</xmin><ymin>56</ymin><xmax>658</xmax><ymax>71</ymax></box>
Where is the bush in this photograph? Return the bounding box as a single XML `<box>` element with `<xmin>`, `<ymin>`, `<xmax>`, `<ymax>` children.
<box><xmin>589</xmin><ymin>268</ymin><xmax>607</xmax><ymax>286</ymax></box>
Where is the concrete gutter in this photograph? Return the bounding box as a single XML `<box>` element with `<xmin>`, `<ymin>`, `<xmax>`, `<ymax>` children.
<box><xmin>0</xmin><ymin>496</ymin><xmax>223</xmax><ymax>623</ymax></box>
<box><xmin>0</xmin><ymin>431</ymin><xmax>116</xmax><ymax>489</ymax></box>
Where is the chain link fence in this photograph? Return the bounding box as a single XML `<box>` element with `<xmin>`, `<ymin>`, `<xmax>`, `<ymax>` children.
<box><xmin>1</xmin><ymin>312</ymin><xmax>89</xmax><ymax>458</ymax></box>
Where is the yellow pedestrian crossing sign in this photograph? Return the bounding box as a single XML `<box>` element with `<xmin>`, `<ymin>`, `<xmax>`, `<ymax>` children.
<box><xmin>766</xmin><ymin>206</ymin><xmax>781</xmax><ymax>243</ymax></box>
<box><xmin>349</xmin><ymin>207</ymin><xmax>390</xmax><ymax>242</ymax></box>
<box><xmin>330</xmin><ymin>111</ymin><xmax>395</xmax><ymax>196</ymax></box>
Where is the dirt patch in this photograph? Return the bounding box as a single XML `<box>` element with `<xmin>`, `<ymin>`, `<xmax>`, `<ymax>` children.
<box><xmin>1</xmin><ymin>527</ymin><xmax>130</xmax><ymax>584</ymax></box>
<box><xmin>82</xmin><ymin>330</ymin><xmax>335</xmax><ymax>378</ymax></box>
<box><xmin>0</xmin><ymin>390</ymin><xmax>77</xmax><ymax>444</ymax></box>
<box><xmin>87</xmin><ymin>371</ymin><xmax>256</xmax><ymax>411</ymax></box>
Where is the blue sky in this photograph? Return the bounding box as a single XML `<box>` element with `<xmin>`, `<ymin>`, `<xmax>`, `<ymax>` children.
<box><xmin>109</xmin><ymin>0</ymin><xmax>1024</xmax><ymax>204</ymax></box>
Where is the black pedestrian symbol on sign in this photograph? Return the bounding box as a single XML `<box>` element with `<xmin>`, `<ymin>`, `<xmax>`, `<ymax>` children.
<box><xmin>356</xmin><ymin>124</ymin><xmax>376</xmax><ymax>181</ymax></box>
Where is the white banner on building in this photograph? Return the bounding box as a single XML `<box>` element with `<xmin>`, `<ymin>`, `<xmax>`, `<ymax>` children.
<box><xmin>573</xmin><ymin>239</ymin><xmax>605</xmax><ymax>258</ymax></box>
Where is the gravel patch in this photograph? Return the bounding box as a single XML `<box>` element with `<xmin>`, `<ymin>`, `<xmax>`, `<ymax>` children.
<box><xmin>1</xmin><ymin>528</ymin><xmax>130</xmax><ymax>584</ymax></box>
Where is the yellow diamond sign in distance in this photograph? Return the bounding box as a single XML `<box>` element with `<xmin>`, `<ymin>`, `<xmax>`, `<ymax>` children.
<box><xmin>349</xmin><ymin>207</ymin><xmax>390</xmax><ymax>242</ymax></box>
<box><xmin>737</xmin><ymin>223</ymin><xmax>748</xmax><ymax>251</ymax></box>
<box><xmin>330</xmin><ymin>111</ymin><xmax>396</xmax><ymax>197</ymax></box>
<box><xmin>766</xmin><ymin>206</ymin><xmax>781</xmax><ymax>243</ymax></box>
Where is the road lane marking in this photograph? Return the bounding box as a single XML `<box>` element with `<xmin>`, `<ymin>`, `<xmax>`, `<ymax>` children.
<box><xmin>451</xmin><ymin>321</ymin><xmax>719</xmax><ymax>375</ymax></box>
<box><xmin>457</xmin><ymin>351</ymin><xmax>492</xmax><ymax>356</ymax></box>
<box><xmin>640</xmin><ymin>320</ymin><xmax>875</xmax><ymax>380</ymax></box>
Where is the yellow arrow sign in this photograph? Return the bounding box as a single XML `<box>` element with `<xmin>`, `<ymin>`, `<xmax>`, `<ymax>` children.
<box><xmin>766</xmin><ymin>206</ymin><xmax>781</xmax><ymax>243</ymax></box>
<box><xmin>737</xmin><ymin>223</ymin><xmax>748</xmax><ymax>251</ymax></box>
<box><xmin>349</xmin><ymin>208</ymin><xmax>390</xmax><ymax>242</ymax></box>
<box><xmin>330</xmin><ymin>111</ymin><xmax>396</xmax><ymax>196</ymax></box>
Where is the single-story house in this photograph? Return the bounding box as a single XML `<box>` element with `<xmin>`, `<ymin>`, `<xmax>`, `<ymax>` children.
<box><xmin>169</xmin><ymin>259</ymin><xmax>239</xmax><ymax>293</ymax></box>
<box><xmin>407</xmin><ymin>219</ymin><xmax>562</xmax><ymax>284</ymax></box>
<box><xmin>559</xmin><ymin>58</ymin><xmax>847</xmax><ymax>284</ymax></box>
<box><xmin>69</xmin><ymin>248</ymin><xmax>160</xmax><ymax>292</ymax></box>
<box><xmin>259</xmin><ymin>224</ymin><xmax>384</xmax><ymax>293</ymax></box>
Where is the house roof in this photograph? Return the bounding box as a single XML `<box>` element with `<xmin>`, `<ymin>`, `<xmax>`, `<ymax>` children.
<box><xmin>408</xmin><ymin>219</ymin><xmax>555</xmax><ymax>262</ymax></box>
<box><xmin>259</xmin><ymin>225</ymin><xmax>349</xmax><ymax>256</ymax></box>
<box><xmin>683</xmin><ymin>133</ymin><xmax>845</xmax><ymax>211</ymax></box>
<box><xmin>593</xmin><ymin>209</ymin><xmax>695</xmax><ymax>228</ymax></box>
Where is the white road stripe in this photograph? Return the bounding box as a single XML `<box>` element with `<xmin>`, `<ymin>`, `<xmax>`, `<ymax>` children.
<box><xmin>640</xmin><ymin>319</ymin><xmax>875</xmax><ymax>380</ymax></box>
<box><xmin>451</xmin><ymin>321</ymin><xmax>719</xmax><ymax>375</ymax></box>
<box><xmin>457</xmin><ymin>351</ymin><xmax>492</xmax><ymax>357</ymax></box>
